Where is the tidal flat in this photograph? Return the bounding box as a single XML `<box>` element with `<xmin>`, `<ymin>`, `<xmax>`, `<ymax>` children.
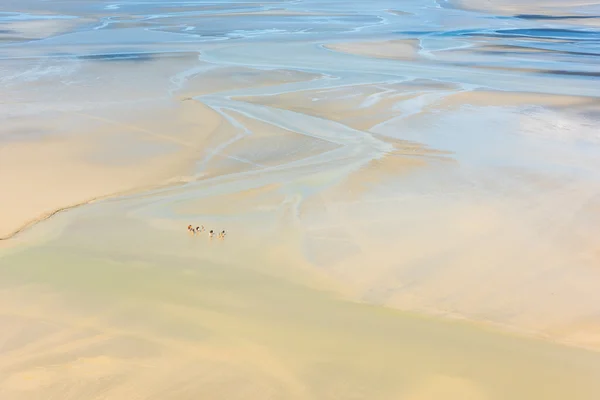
<box><xmin>1</xmin><ymin>0</ymin><xmax>600</xmax><ymax>399</ymax></box>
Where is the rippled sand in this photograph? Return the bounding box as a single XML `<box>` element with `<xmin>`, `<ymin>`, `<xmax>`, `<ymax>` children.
<box><xmin>1</xmin><ymin>0</ymin><xmax>600</xmax><ymax>399</ymax></box>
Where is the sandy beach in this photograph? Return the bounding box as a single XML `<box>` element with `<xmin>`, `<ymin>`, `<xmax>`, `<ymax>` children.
<box><xmin>2</xmin><ymin>0</ymin><xmax>600</xmax><ymax>399</ymax></box>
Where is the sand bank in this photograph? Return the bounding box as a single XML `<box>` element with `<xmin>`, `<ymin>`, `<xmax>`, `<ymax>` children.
<box><xmin>452</xmin><ymin>0</ymin><xmax>600</xmax><ymax>16</ymax></box>
<box><xmin>324</xmin><ymin>39</ymin><xmax>421</xmax><ymax>62</ymax></box>
<box><xmin>236</xmin><ymin>79</ymin><xmax>458</xmax><ymax>131</ymax></box>
<box><xmin>0</xmin><ymin>18</ymin><xmax>91</xmax><ymax>43</ymax></box>
<box><xmin>432</xmin><ymin>89</ymin><xmax>594</xmax><ymax>110</ymax></box>
<box><xmin>175</xmin><ymin>66</ymin><xmax>322</xmax><ymax>99</ymax></box>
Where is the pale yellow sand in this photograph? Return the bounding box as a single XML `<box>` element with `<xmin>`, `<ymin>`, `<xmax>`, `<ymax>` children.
<box><xmin>202</xmin><ymin>110</ymin><xmax>341</xmax><ymax>171</ymax></box>
<box><xmin>289</xmin><ymin>88</ymin><xmax>600</xmax><ymax>349</ymax></box>
<box><xmin>230</xmin><ymin>81</ymin><xmax>600</xmax><ymax>351</ymax></box>
<box><xmin>299</xmin><ymin>181</ymin><xmax>600</xmax><ymax>350</ymax></box>
<box><xmin>5</xmin><ymin>56</ymin><xmax>599</xmax><ymax>351</ymax></box>
<box><xmin>433</xmin><ymin>90</ymin><xmax>594</xmax><ymax>109</ymax></box>
<box><xmin>2</xmin><ymin>24</ymin><xmax>600</xmax><ymax>399</ymax></box>
<box><xmin>0</xmin><ymin>63</ymin><xmax>319</xmax><ymax>240</ymax></box>
<box><xmin>236</xmin><ymin>79</ymin><xmax>458</xmax><ymax>131</ymax></box>
<box><xmin>1</xmin><ymin>217</ymin><xmax>599</xmax><ymax>400</ymax></box>
<box><xmin>0</xmin><ymin>100</ymin><xmax>222</xmax><ymax>240</ymax></box>
<box><xmin>237</xmin><ymin>83</ymin><xmax>594</xmax><ymax>136</ymax></box>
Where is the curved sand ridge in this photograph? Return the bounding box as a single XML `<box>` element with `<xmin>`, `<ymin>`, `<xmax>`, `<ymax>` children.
<box><xmin>1</xmin><ymin>0</ymin><xmax>600</xmax><ymax>399</ymax></box>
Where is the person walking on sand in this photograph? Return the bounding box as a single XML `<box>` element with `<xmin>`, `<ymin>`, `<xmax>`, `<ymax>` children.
<box><xmin>188</xmin><ymin>225</ymin><xmax>194</xmax><ymax>233</ymax></box>
<box><xmin>209</xmin><ymin>230</ymin><xmax>214</xmax><ymax>238</ymax></box>
<box><xmin>220</xmin><ymin>230</ymin><xmax>226</xmax><ymax>239</ymax></box>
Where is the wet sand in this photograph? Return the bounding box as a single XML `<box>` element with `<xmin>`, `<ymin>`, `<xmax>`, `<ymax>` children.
<box><xmin>325</xmin><ymin>39</ymin><xmax>421</xmax><ymax>61</ymax></box>
<box><xmin>2</xmin><ymin>0</ymin><xmax>600</xmax><ymax>398</ymax></box>
<box><xmin>1</xmin><ymin>223</ymin><xmax>600</xmax><ymax>400</ymax></box>
<box><xmin>453</xmin><ymin>0</ymin><xmax>600</xmax><ymax>17</ymax></box>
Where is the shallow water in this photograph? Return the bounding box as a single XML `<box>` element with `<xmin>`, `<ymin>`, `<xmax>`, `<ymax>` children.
<box><xmin>2</xmin><ymin>0</ymin><xmax>600</xmax><ymax>399</ymax></box>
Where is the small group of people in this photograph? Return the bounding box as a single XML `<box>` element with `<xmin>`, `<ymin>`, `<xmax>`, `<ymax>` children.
<box><xmin>187</xmin><ymin>225</ymin><xmax>226</xmax><ymax>239</ymax></box>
